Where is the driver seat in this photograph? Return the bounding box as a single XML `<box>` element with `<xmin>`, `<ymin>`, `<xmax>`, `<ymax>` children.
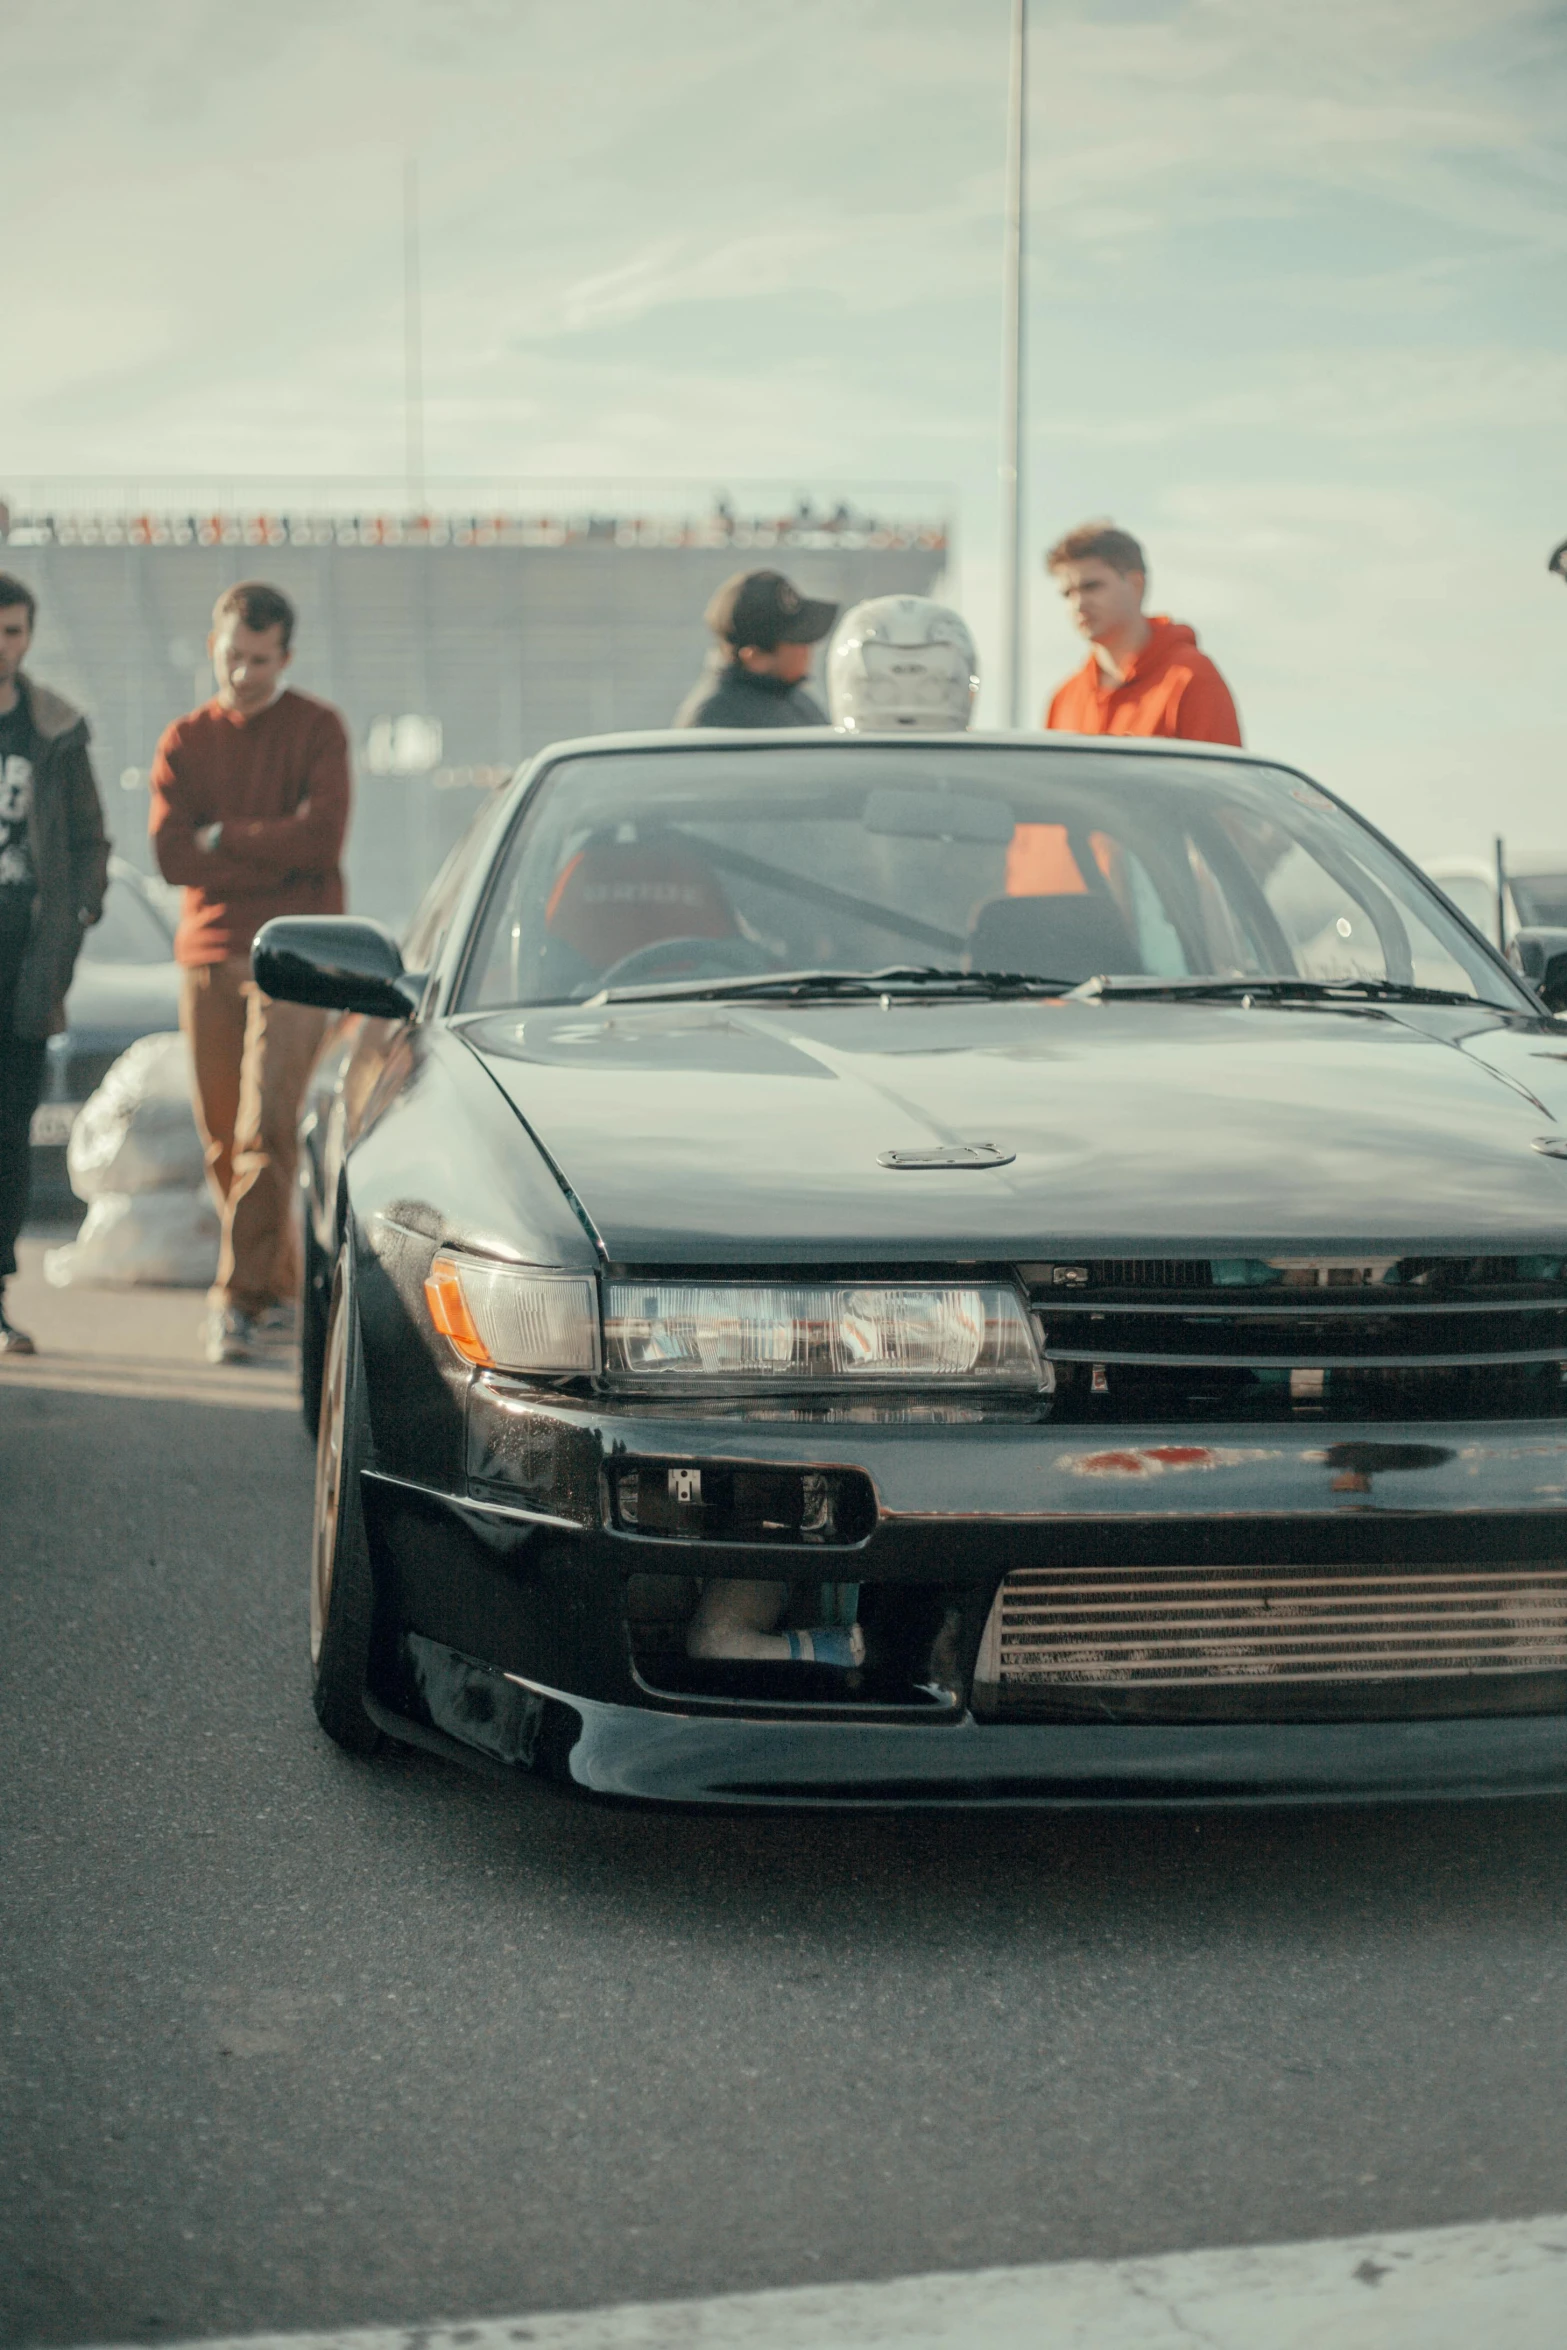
<box><xmin>545</xmin><ymin>837</ymin><xmax>738</xmax><ymax>970</ymax></box>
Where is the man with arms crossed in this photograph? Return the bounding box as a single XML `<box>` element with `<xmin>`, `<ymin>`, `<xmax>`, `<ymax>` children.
<box><xmin>150</xmin><ymin>582</ymin><xmax>350</xmax><ymax>1366</ymax></box>
<box><xmin>0</xmin><ymin>573</ymin><xmax>109</xmax><ymax>1354</ymax></box>
<box><xmin>1043</xmin><ymin>522</ymin><xmax>1241</xmax><ymax>744</ymax></box>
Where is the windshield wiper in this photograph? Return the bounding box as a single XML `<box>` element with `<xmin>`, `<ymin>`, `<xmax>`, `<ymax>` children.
<box><xmin>587</xmin><ymin>965</ymin><xmax>1075</xmax><ymax>1006</ymax></box>
<box><xmin>1078</xmin><ymin>975</ymin><xmax>1516</xmax><ymax>1010</ymax></box>
<box><xmin>584</xmin><ymin>967</ymin><xmax>1517</xmax><ymax>1012</ymax></box>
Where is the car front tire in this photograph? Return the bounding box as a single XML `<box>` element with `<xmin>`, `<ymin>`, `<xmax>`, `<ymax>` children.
<box><xmin>310</xmin><ymin>1244</ymin><xmax>382</xmax><ymax>1755</ymax></box>
<box><xmin>300</xmin><ymin>1210</ymin><xmax>329</xmax><ymax>1436</ymax></box>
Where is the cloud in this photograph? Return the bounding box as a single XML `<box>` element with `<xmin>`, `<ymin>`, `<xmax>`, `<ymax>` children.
<box><xmin>12</xmin><ymin>0</ymin><xmax>1562</xmax><ymax>430</ymax></box>
<box><xmin>1117</xmin><ymin>476</ymin><xmax>1567</xmax><ymax>852</ymax></box>
<box><xmin>3</xmin><ymin>0</ymin><xmax>1564</xmax><ymax>855</ymax></box>
<box><xmin>1038</xmin><ymin>347</ymin><xmax>1567</xmax><ymax>443</ymax></box>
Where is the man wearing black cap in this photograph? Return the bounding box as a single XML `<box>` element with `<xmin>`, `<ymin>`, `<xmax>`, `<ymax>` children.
<box><xmin>673</xmin><ymin>569</ymin><xmax>838</xmax><ymax>728</ymax></box>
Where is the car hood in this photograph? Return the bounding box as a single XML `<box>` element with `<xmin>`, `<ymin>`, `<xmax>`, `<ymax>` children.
<box><xmin>63</xmin><ymin>960</ymin><xmax>183</xmax><ymax>1044</ymax></box>
<box><xmin>461</xmin><ymin>997</ymin><xmax>1567</xmax><ymax>1264</ymax></box>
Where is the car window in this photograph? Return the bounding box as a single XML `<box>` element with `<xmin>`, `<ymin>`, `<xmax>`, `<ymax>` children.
<box><xmin>1119</xmin><ymin>848</ymin><xmax>1189</xmax><ymax>975</ymax></box>
<box><xmin>80</xmin><ymin>874</ymin><xmax>174</xmax><ymax>967</ymax></box>
<box><xmin>1511</xmin><ymin>875</ymin><xmax>1567</xmax><ymax>928</ymax></box>
<box><xmin>1432</xmin><ymin>873</ymin><xmax>1499</xmax><ymax>937</ymax></box>
<box><xmin>401</xmin><ymin>793</ymin><xmax>507</xmax><ymax>975</ymax></box>
<box><xmin>1215</xmin><ymin>807</ymin><xmax>1477</xmax><ymax>991</ymax></box>
<box><xmin>460</xmin><ymin>746</ymin><xmax>1519</xmax><ymax>1010</ymax></box>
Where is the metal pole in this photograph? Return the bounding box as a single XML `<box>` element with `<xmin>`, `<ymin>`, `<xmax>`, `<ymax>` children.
<box><xmin>403</xmin><ymin>156</ymin><xmax>425</xmax><ymax>513</ymax></box>
<box><xmin>1495</xmin><ymin>833</ymin><xmax>1508</xmax><ymax>952</ymax></box>
<box><xmin>999</xmin><ymin>0</ymin><xmax>1028</xmax><ymax>729</ymax></box>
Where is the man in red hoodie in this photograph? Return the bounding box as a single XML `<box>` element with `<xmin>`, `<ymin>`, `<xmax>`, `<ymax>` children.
<box><xmin>149</xmin><ymin>581</ymin><xmax>350</xmax><ymax>1366</ymax></box>
<box><xmin>1043</xmin><ymin>521</ymin><xmax>1241</xmax><ymax>744</ymax></box>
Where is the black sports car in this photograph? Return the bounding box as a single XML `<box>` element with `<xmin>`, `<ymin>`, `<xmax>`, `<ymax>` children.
<box><xmin>263</xmin><ymin>728</ymin><xmax>1567</xmax><ymax>1805</ymax></box>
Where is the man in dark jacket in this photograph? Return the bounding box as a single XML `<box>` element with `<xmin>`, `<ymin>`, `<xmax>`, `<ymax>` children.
<box><xmin>673</xmin><ymin>570</ymin><xmax>838</xmax><ymax>728</ymax></box>
<box><xmin>0</xmin><ymin>573</ymin><xmax>110</xmax><ymax>1352</ymax></box>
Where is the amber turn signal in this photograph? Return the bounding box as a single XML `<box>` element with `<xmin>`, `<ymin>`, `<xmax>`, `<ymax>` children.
<box><xmin>424</xmin><ymin>1256</ymin><xmax>493</xmax><ymax>1366</ymax></box>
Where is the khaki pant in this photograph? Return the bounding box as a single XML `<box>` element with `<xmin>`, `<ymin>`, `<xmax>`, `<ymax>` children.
<box><xmin>181</xmin><ymin>957</ymin><xmax>326</xmax><ymax>1316</ymax></box>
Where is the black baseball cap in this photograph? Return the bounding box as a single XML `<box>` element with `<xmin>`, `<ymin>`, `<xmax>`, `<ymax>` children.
<box><xmin>705</xmin><ymin>568</ymin><xmax>838</xmax><ymax>650</ymax></box>
<box><xmin>1550</xmin><ymin>538</ymin><xmax>1567</xmax><ymax>582</ymax></box>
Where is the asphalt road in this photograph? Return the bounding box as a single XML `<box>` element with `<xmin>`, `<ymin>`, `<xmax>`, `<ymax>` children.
<box><xmin>5</xmin><ymin>1233</ymin><xmax>1567</xmax><ymax>2348</ymax></box>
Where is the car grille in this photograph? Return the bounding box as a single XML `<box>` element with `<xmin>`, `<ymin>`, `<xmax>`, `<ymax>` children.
<box><xmin>1025</xmin><ymin>1256</ymin><xmax>1567</xmax><ymax>1422</ymax></box>
<box><xmin>975</xmin><ymin>1561</ymin><xmax>1567</xmax><ymax>1722</ymax></box>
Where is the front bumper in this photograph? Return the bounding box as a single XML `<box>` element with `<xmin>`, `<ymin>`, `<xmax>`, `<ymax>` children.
<box><xmin>529</xmin><ymin>1688</ymin><xmax>1567</xmax><ymax>1807</ymax></box>
<box><xmin>454</xmin><ymin>1380</ymin><xmax>1567</xmax><ymax>1532</ymax></box>
<box><xmin>360</xmin><ymin>1387</ymin><xmax>1567</xmax><ymax>1805</ymax></box>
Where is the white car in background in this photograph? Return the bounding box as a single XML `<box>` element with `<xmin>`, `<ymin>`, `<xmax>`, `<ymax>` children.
<box><xmin>1424</xmin><ymin>853</ymin><xmax>1567</xmax><ymax>952</ymax></box>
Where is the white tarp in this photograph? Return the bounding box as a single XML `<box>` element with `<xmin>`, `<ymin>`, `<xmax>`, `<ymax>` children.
<box><xmin>45</xmin><ymin>1032</ymin><xmax>218</xmax><ymax>1289</ymax></box>
<box><xmin>65</xmin><ymin>1031</ymin><xmax>206</xmax><ymax>1199</ymax></box>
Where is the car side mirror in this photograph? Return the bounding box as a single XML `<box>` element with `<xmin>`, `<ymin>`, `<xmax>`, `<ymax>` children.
<box><xmin>1509</xmin><ymin>926</ymin><xmax>1567</xmax><ymax>1014</ymax></box>
<box><xmin>252</xmin><ymin>916</ymin><xmax>426</xmax><ymax>1019</ymax></box>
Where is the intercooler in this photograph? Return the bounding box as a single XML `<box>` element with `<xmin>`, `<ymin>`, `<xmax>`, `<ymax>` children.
<box><xmin>973</xmin><ymin>1560</ymin><xmax>1567</xmax><ymax>1721</ymax></box>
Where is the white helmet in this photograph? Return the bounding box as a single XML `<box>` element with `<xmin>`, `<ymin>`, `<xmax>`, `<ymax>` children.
<box><xmin>827</xmin><ymin>595</ymin><xmax>979</xmax><ymax>732</ymax></box>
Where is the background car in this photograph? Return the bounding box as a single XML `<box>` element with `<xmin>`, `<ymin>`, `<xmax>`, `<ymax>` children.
<box><xmin>1424</xmin><ymin>850</ymin><xmax>1567</xmax><ymax>951</ymax></box>
<box><xmin>266</xmin><ymin>727</ymin><xmax>1567</xmax><ymax>1808</ymax></box>
<box><xmin>29</xmin><ymin>856</ymin><xmax>181</xmax><ymax>1220</ymax></box>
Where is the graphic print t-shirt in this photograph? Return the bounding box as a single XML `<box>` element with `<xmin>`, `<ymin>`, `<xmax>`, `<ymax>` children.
<box><xmin>0</xmin><ymin>698</ymin><xmax>36</xmax><ymax>993</ymax></box>
<box><xmin>0</xmin><ymin>698</ymin><xmax>35</xmax><ymax>894</ymax></box>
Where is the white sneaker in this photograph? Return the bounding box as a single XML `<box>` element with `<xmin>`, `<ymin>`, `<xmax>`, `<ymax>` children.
<box><xmin>0</xmin><ymin>1298</ymin><xmax>36</xmax><ymax>1356</ymax></box>
<box><xmin>251</xmin><ymin>1303</ymin><xmax>298</xmax><ymax>1350</ymax></box>
<box><xmin>204</xmin><ymin>1307</ymin><xmax>256</xmax><ymax>1365</ymax></box>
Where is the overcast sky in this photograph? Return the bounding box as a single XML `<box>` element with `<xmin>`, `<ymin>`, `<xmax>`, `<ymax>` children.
<box><xmin>6</xmin><ymin>0</ymin><xmax>1566</xmax><ymax>859</ymax></box>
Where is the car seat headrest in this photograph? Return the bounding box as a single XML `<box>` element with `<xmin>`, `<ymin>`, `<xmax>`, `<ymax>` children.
<box><xmin>968</xmin><ymin>893</ymin><xmax>1142</xmax><ymax>981</ymax></box>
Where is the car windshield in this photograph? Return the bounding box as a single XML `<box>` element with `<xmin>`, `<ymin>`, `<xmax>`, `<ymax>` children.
<box><xmin>460</xmin><ymin>745</ymin><xmax>1525</xmax><ymax>1012</ymax></box>
<box><xmin>79</xmin><ymin>874</ymin><xmax>175</xmax><ymax>967</ymax></box>
<box><xmin>1430</xmin><ymin>871</ymin><xmax>1498</xmax><ymax>936</ymax></box>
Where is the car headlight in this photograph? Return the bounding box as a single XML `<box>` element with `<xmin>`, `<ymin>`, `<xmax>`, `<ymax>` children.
<box><xmin>425</xmin><ymin>1254</ymin><xmax>599</xmax><ymax>1374</ymax></box>
<box><xmin>602</xmin><ymin>1282</ymin><xmax>1043</xmax><ymax>1389</ymax></box>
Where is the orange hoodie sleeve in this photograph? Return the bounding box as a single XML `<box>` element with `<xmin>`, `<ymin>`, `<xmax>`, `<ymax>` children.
<box><xmin>1171</xmin><ymin>658</ymin><xmax>1242</xmax><ymax>748</ymax></box>
<box><xmin>1045</xmin><ymin>666</ymin><xmax>1097</xmax><ymax>733</ymax></box>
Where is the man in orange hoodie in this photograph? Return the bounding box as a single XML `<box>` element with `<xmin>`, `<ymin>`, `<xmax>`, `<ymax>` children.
<box><xmin>1043</xmin><ymin>521</ymin><xmax>1241</xmax><ymax>744</ymax></box>
<box><xmin>1003</xmin><ymin>522</ymin><xmax>1241</xmax><ymax>905</ymax></box>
